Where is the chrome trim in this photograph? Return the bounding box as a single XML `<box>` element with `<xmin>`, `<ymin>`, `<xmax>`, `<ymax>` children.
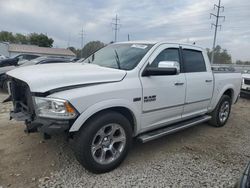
<box><xmin>143</xmin><ymin>103</ymin><xmax>183</xmax><ymax>114</ymax></box>
<box><xmin>142</xmin><ymin>98</ymin><xmax>210</xmax><ymax>114</ymax></box>
<box><xmin>185</xmin><ymin>98</ymin><xmax>211</xmax><ymax>105</ymax></box>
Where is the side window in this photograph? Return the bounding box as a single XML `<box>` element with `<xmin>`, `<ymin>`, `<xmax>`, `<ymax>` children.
<box><xmin>26</xmin><ymin>55</ymin><xmax>32</xmax><ymax>60</ymax></box>
<box><xmin>150</xmin><ymin>48</ymin><xmax>180</xmax><ymax>68</ymax></box>
<box><xmin>17</xmin><ymin>55</ymin><xmax>24</xmax><ymax>61</ymax></box>
<box><xmin>183</xmin><ymin>49</ymin><xmax>206</xmax><ymax>72</ymax></box>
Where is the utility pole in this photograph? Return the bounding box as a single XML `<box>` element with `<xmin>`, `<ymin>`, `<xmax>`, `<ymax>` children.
<box><xmin>67</xmin><ymin>33</ymin><xmax>71</xmax><ymax>47</ymax></box>
<box><xmin>112</xmin><ymin>14</ymin><xmax>121</xmax><ymax>42</ymax></box>
<box><xmin>210</xmin><ymin>0</ymin><xmax>225</xmax><ymax>64</ymax></box>
<box><xmin>79</xmin><ymin>28</ymin><xmax>86</xmax><ymax>58</ymax></box>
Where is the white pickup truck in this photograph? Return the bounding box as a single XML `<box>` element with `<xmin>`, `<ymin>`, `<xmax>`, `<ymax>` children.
<box><xmin>241</xmin><ymin>70</ymin><xmax>250</xmax><ymax>95</ymax></box>
<box><xmin>5</xmin><ymin>41</ymin><xmax>241</xmax><ymax>173</ymax></box>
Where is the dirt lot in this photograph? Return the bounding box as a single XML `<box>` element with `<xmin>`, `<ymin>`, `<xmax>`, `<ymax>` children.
<box><xmin>0</xmin><ymin>91</ymin><xmax>250</xmax><ymax>188</ymax></box>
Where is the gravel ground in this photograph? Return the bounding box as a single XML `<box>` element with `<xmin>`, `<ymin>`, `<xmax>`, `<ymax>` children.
<box><xmin>0</xmin><ymin>91</ymin><xmax>250</xmax><ymax>188</ymax></box>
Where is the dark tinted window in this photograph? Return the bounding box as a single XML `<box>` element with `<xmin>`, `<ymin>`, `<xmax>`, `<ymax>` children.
<box><xmin>150</xmin><ymin>48</ymin><xmax>180</xmax><ymax>68</ymax></box>
<box><xmin>27</xmin><ymin>55</ymin><xmax>39</xmax><ymax>60</ymax></box>
<box><xmin>183</xmin><ymin>49</ymin><xmax>206</xmax><ymax>72</ymax></box>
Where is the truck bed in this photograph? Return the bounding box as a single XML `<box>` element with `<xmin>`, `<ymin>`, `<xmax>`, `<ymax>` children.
<box><xmin>209</xmin><ymin>72</ymin><xmax>242</xmax><ymax>111</ymax></box>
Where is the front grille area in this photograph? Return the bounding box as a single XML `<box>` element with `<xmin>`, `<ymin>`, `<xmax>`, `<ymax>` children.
<box><xmin>244</xmin><ymin>78</ymin><xmax>250</xmax><ymax>85</ymax></box>
<box><xmin>9</xmin><ymin>78</ymin><xmax>35</xmax><ymax>120</ymax></box>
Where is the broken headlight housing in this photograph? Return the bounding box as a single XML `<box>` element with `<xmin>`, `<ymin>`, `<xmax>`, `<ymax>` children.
<box><xmin>34</xmin><ymin>97</ymin><xmax>77</xmax><ymax>119</ymax></box>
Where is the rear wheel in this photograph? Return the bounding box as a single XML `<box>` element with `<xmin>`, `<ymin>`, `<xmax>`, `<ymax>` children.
<box><xmin>73</xmin><ymin>111</ymin><xmax>132</xmax><ymax>173</ymax></box>
<box><xmin>208</xmin><ymin>95</ymin><xmax>231</xmax><ymax>127</ymax></box>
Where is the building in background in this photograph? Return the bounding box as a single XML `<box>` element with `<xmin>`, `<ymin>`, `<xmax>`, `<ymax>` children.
<box><xmin>0</xmin><ymin>42</ymin><xmax>75</xmax><ymax>58</ymax></box>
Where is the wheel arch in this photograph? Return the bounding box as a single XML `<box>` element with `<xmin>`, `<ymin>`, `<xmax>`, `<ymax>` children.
<box><xmin>209</xmin><ymin>85</ymin><xmax>236</xmax><ymax>112</ymax></box>
<box><xmin>223</xmin><ymin>88</ymin><xmax>234</xmax><ymax>102</ymax></box>
<box><xmin>69</xmin><ymin>100</ymin><xmax>140</xmax><ymax>136</ymax></box>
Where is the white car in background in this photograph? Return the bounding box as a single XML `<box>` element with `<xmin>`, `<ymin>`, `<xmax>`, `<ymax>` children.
<box><xmin>0</xmin><ymin>55</ymin><xmax>7</xmax><ymax>60</ymax></box>
<box><xmin>241</xmin><ymin>70</ymin><xmax>250</xmax><ymax>95</ymax></box>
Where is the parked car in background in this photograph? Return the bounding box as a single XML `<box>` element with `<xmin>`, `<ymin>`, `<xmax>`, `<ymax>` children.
<box><xmin>0</xmin><ymin>66</ymin><xmax>16</xmax><ymax>91</ymax></box>
<box><xmin>20</xmin><ymin>56</ymin><xmax>71</xmax><ymax>67</ymax></box>
<box><xmin>211</xmin><ymin>66</ymin><xmax>236</xmax><ymax>72</ymax></box>
<box><xmin>0</xmin><ymin>56</ymin><xmax>71</xmax><ymax>91</ymax></box>
<box><xmin>241</xmin><ymin>70</ymin><xmax>250</xmax><ymax>96</ymax></box>
<box><xmin>0</xmin><ymin>54</ymin><xmax>7</xmax><ymax>60</ymax></box>
<box><xmin>75</xmin><ymin>58</ymin><xmax>85</xmax><ymax>63</ymax></box>
<box><xmin>70</xmin><ymin>57</ymin><xmax>80</xmax><ymax>62</ymax></box>
<box><xmin>0</xmin><ymin>54</ymin><xmax>40</xmax><ymax>67</ymax></box>
<box><xmin>6</xmin><ymin>41</ymin><xmax>241</xmax><ymax>173</ymax></box>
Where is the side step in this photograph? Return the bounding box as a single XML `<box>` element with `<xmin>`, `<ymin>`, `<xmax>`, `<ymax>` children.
<box><xmin>137</xmin><ymin>115</ymin><xmax>211</xmax><ymax>143</ymax></box>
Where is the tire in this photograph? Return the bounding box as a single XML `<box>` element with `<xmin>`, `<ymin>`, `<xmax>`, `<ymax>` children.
<box><xmin>73</xmin><ymin>111</ymin><xmax>132</xmax><ymax>173</ymax></box>
<box><xmin>2</xmin><ymin>79</ymin><xmax>8</xmax><ymax>93</ymax></box>
<box><xmin>208</xmin><ymin>95</ymin><xmax>231</xmax><ymax>127</ymax></box>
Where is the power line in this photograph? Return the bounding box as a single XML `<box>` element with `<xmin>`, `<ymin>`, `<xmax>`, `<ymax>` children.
<box><xmin>112</xmin><ymin>14</ymin><xmax>121</xmax><ymax>42</ymax></box>
<box><xmin>79</xmin><ymin>27</ymin><xmax>86</xmax><ymax>58</ymax></box>
<box><xmin>210</xmin><ymin>0</ymin><xmax>225</xmax><ymax>64</ymax></box>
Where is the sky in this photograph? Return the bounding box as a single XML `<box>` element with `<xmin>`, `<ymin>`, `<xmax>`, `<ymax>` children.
<box><xmin>0</xmin><ymin>0</ymin><xmax>249</xmax><ymax>61</ymax></box>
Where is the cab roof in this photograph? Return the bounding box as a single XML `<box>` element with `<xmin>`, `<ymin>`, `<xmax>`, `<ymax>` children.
<box><xmin>115</xmin><ymin>40</ymin><xmax>204</xmax><ymax>50</ymax></box>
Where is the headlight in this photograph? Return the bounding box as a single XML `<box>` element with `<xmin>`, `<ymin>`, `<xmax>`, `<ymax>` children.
<box><xmin>34</xmin><ymin>97</ymin><xmax>77</xmax><ymax>119</ymax></box>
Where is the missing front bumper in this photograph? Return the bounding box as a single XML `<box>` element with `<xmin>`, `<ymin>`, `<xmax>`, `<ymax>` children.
<box><xmin>25</xmin><ymin>118</ymin><xmax>70</xmax><ymax>135</ymax></box>
<box><xmin>11</xmin><ymin>110</ymin><xmax>71</xmax><ymax>135</ymax></box>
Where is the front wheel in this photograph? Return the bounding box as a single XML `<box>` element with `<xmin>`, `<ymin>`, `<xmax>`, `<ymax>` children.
<box><xmin>73</xmin><ymin>111</ymin><xmax>132</xmax><ymax>173</ymax></box>
<box><xmin>208</xmin><ymin>95</ymin><xmax>232</xmax><ymax>127</ymax></box>
<box><xmin>2</xmin><ymin>79</ymin><xmax>8</xmax><ymax>93</ymax></box>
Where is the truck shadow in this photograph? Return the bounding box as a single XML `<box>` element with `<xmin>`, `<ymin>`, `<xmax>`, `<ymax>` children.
<box><xmin>240</xmin><ymin>93</ymin><xmax>250</xmax><ymax>99</ymax></box>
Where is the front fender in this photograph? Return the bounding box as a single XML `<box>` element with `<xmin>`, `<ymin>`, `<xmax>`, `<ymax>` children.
<box><xmin>69</xmin><ymin>99</ymin><xmax>141</xmax><ymax>135</ymax></box>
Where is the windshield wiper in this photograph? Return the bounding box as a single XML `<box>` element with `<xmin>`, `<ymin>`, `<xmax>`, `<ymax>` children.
<box><xmin>114</xmin><ymin>50</ymin><xmax>121</xmax><ymax>69</ymax></box>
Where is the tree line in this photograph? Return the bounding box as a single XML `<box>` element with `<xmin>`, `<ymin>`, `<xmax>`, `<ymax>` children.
<box><xmin>206</xmin><ymin>45</ymin><xmax>249</xmax><ymax>65</ymax></box>
<box><xmin>0</xmin><ymin>31</ymin><xmax>249</xmax><ymax>64</ymax></box>
<box><xmin>68</xmin><ymin>41</ymin><xmax>105</xmax><ymax>59</ymax></box>
<box><xmin>0</xmin><ymin>31</ymin><xmax>105</xmax><ymax>58</ymax></box>
<box><xmin>206</xmin><ymin>45</ymin><xmax>232</xmax><ymax>64</ymax></box>
<box><xmin>0</xmin><ymin>31</ymin><xmax>54</xmax><ymax>47</ymax></box>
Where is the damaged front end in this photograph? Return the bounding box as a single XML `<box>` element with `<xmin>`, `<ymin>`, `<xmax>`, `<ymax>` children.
<box><xmin>6</xmin><ymin>77</ymin><xmax>77</xmax><ymax>137</ymax></box>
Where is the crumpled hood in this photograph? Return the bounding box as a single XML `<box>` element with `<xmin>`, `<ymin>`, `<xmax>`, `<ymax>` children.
<box><xmin>7</xmin><ymin>63</ymin><xmax>126</xmax><ymax>93</ymax></box>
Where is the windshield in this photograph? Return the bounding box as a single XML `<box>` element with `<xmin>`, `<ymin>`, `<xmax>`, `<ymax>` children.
<box><xmin>83</xmin><ymin>43</ymin><xmax>153</xmax><ymax>70</ymax></box>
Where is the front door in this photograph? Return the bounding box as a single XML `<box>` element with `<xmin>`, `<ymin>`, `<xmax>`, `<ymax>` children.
<box><xmin>140</xmin><ymin>44</ymin><xmax>186</xmax><ymax>132</ymax></box>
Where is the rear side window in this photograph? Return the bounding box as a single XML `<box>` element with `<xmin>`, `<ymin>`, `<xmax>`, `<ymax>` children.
<box><xmin>183</xmin><ymin>49</ymin><xmax>206</xmax><ymax>72</ymax></box>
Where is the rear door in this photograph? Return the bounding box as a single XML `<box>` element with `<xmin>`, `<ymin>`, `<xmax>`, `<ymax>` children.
<box><xmin>181</xmin><ymin>47</ymin><xmax>213</xmax><ymax>119</ymax></box>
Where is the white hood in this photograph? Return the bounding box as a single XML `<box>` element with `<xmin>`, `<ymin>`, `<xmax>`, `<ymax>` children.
<box><xmin>7</xmin><ymin>63</ymin><xmax>126</xmax><ymax>93</ymax></box>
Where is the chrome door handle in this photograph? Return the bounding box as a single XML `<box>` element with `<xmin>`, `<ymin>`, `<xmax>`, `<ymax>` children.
<box><xmin>174</xmin><ymin>82</ymin><xmax>184</xmax><ymax>86</ymax></box>
<box><xmin>205</xmin><ymin>80</ymin><xmax>213</xmax><ymax>83</ymax></box>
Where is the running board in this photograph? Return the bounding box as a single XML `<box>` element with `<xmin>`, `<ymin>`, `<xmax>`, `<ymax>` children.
<box><xmin>137</xmin><ymin>115</ymin><xmax>211</xmax><ymax>143</ymax></box>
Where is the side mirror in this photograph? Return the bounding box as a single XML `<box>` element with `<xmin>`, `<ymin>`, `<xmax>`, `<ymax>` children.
<box><xmin>158</xmin><ymin>61</ymin><xmax>180</xmax><ymax>74</ymax></box>
<box><xmin>142</xmin><ymin>61</ymin><xmax>180</xmax><ymax>76</ymax></box>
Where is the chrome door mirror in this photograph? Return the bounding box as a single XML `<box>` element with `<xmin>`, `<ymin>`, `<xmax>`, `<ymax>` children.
<box><xmin>142</xmin><ymin>61</ymin><xmax>180</xmax><ymax>76</ymax></box>
<box><xmin>158</xmin><ymin>61</ymin><xmax>180</xmax><ymax>74</ymax></box>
